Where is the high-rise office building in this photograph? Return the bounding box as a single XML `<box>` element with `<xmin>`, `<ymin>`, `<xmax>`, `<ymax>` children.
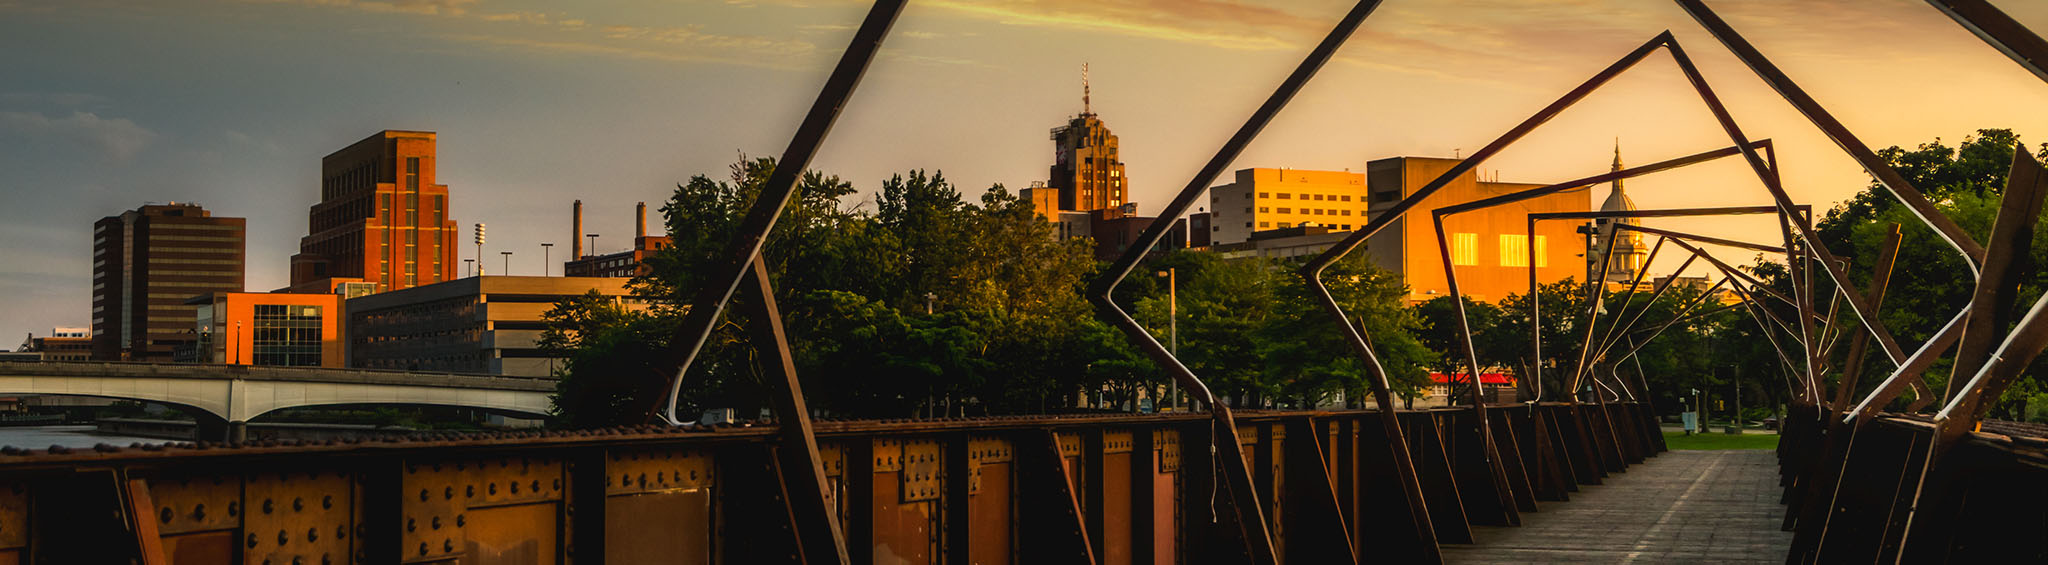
<box><xmin>288</xmin><ymin>130</ymin><xmax>458</xmax><ymax>294</ymax></box>
<box><xmin>1023</xmin><ymin>66</ymin><xmax>1129</xmax><ymax>214</ymax></box>
<box><xmin>92</xmin><ymin>203</ymin><xmax>246</xmax><ymax>361</ymax></box>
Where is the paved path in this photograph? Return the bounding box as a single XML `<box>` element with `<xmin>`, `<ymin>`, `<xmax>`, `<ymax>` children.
<box><xmin>1442</xmin><ymin>450</ymin><xmax>1792</xmax><ymax>564</ymax></box>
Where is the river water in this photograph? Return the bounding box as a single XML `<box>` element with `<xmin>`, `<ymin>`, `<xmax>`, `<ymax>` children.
<box><xmin>0</xmin><ymin>425</ymin><xmax>168</xmax><ymax>449</ymax></box>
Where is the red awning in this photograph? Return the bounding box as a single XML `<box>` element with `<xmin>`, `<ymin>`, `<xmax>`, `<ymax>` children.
<box><xmin>1428</xmin><ymin>372</ymin><xmax>1514</xmax><ymax>385</ymax></box>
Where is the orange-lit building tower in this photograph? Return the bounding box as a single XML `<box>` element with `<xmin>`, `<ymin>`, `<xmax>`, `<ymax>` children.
<box><xmin>289</xmin><ymin>130</ymin><xmax>458</xmax><ymax>294</ymax></box>
<box><xmin>1026</xmin><ymin>65</ymin><xmax>1129</xmax><ymax>213</ymax></box>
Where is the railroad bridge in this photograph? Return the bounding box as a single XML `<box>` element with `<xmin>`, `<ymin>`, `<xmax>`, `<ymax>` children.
<box><xmin>6</xmin><ymin>0</ymin><xmax>2048</xmax><ymax>562</ymax></box>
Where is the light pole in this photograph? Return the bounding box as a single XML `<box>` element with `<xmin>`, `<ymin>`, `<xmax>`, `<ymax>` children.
<box><xmin>1156</xmin><ymin>268</ymin><xmax>1178</xmax><ymax>411</ymax></box>
<box><xmin>232</xmin><ymin>321</ymin><xmax>241</xmax><ymax>365</ymax></box>
<box><xmin>540</xmin><ymin>243</ymin><xmax>553</xmax><ymax>276</ymax></box>
<box><xmin>463</xmin><ymin>258</ymin><xmax>475</xmax><ymax>278</ymax></box>
<box><xmin>501</xmin><ymin>251</ymin><xmax>513</xmax><ymax>276</ymax></box>
<box><xmin>924</xmin><ymin>292</ymin><xmax>935</xmax><ymax>315</ymax></box>
<box><xmin>474</xmin><ymin>223</ymin><xmax>487</xmax><ymax>276</ymax></box>
<box><xmin>586</xmin><ymin>234</ymin><xmax>599</xmax><ymax>258</ymax></box>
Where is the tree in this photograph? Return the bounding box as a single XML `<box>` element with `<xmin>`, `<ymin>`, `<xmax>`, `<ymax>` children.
<box><xmin>1816</xmin><ymin>129</ymin><xmax>2048</xmax><ymax>418</ymax></box>
<box><xmin>1258</xmin><ymin>254</ymin><xmax>1434</xmax><ymax>409</ymax></box>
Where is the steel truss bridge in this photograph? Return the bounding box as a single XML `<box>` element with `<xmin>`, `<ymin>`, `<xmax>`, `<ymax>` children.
<box><xmin>4</xmin><ymin>0</ymin><xmax>2047</xmax><ymax>563</ymax></box>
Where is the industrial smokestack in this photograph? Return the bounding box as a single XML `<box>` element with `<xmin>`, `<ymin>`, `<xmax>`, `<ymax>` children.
<box><xmin>572</xmin><ymin>200</ymin><xmax>584</xmax><ymax>259</ymax></box>
<box><xmin>635</xmin><ymin>202</ymin><xmax>647</xmax><ymax>239</ymax></box>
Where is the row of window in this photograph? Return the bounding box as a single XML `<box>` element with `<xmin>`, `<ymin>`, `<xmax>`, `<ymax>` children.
<box><xmin>1449</xmin><ymin>234</ymin><xmax>1551</xmax><ymax>268</ymax></box>
<box><xmin>1251</xmin><ymin>222</ymin><xmax>1358</xmax><ymax>231</ymax></box>
<box><xmin>1256</xmin><ymin>192</ymin><xmax>1356</xmax><ymax>202</ymax></box>
<box><xmin>1255</xmin><ymin>207</ymin><xmax>1355</xmax><ymax>217</ymax></box>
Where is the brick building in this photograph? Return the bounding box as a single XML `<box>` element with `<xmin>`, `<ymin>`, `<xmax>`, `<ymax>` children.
<box><xmin>288</xmin><ymin>130</ymin><xmax>458</xmax><ymax>295</ymax></box>
<box><xmin>92</xmin><ymin>203</ymin><xmax>246</xmax><ymax>361</ymax></box>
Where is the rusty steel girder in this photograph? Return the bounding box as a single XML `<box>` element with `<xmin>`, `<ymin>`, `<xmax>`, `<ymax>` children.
<box><xmin>0</xmin><ymin>406</ymin><xmax>1667</xmax><ymax>565</ymax></box>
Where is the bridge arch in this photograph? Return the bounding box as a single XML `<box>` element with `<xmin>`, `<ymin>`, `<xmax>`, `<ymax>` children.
<box><xmin>0</xmin><ymin>362</ymin><xmax>556</xmax><ymax>440</ymax></box>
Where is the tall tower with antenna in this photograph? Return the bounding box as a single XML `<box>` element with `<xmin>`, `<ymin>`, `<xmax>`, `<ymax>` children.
<box><xmin>1046</xmin><ymin>62</ymin><xmax>1127</xmax><ymax>211</ymax></box>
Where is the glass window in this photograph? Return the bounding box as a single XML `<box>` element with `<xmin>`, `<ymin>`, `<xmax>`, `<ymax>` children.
<box><xmin>252</xmin><ymin>304</ymin><xmax>322</xmax><ymax>367</ymax></box>
<box><xmin>1534</xmin><ymin>236</ymin><xmax>1549</xmax><ymax>268</ymax></box>
<box><xmin>1258</xmin><ymin>192</ymin><xmax>1269</xmax><ymax>198</ymax></box>
<box><xmin>1277</xmin><ymin>208</ymin><xmax>1290</xmax><ymax>214</ymax></box>
<box><xmin>1340</xmin><ymin>195</ymin><xmax>1352</xmax><ymax>202</ymax></box>
<box><xmin>406</xmin><ymin>157</ymin><xmax>420</xmax><ymax>189</ymax></box>
<box><xmin>1452</xmin><ymin>233</ymin><xmax>1479</xmax><ymax>266</ymax></box>
<box><xmin>1277</xmin><ymin>193</ymin><xmax>1291</xmax><ymax>199</ymax></box>
<box><xmin>1258</xmin><ymin>207</ymin><xmax>1269</xmax><ymax>213</ymax></box>
<box><xmin>1500</xmin><ymin>234</ymin><xmax>1529</xmax><ymax>268</ymax></box>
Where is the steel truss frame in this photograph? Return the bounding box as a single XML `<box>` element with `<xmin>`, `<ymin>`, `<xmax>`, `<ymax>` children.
<box><xmin>633</xmin><ymin>0</ymin><xmax>2048</xmax><ymax>561</ymax></box>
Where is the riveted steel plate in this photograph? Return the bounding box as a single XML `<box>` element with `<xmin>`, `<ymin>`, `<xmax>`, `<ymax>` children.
<box><xmin>1155</xmin><ymin>429</ymin><xmax>1181</xmax><ymax>473</ymax></box>
<box><xmin>874</xmin><ymin>438</ymin><xmax>904</xmax><ymax>473</ymax></box>
<box><xmin>145</xmin><ymin>475</ymin><xmax>241</xmax><ymax>536</ymax></box>
<box><xmin>1057</xmin><ymin>433</ymin><xmax>1082</xmax><ymax>459</ymax></box>
<box><xmin>471</xmin><ymin>456</ymin><xmax>564</xmax><ymax>509</ymax></box>
<box><xmin>968</xmin><ymin>436</ymin><xmax>1012</xmax><ymax>464</ymax></box>
<box><xmin>819</xmin><ymin>444</ymin><xmax>845</xmax><ymax>479</ymax></box>
<box><xmin>608</xmin><ymin>448</ymin><xmax>712</xmax><ymax>496</ymax></box>
<box><xmin>1104</xmin><ymin>430</ymin><xmax>1134</xmax><ymax>454</ymax></box>
<box><xmin>401</xmin><ymin>461</ymin><xmax>466</xmax><ymax>563</ymax></box>
<box><xmin>900</xmin><ymin>439</ymin><xmax>941</xmax><ymax>503</ymax></box>
<box><xmin>244</xmin><ymin>470</ymin><xmax>353</xmax><ymax>565</ymax></box>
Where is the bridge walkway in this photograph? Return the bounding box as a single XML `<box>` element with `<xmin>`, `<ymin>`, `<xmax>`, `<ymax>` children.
<box><xmin>1443</xmin><ymin>449</ymin><xmax>1791</xmax><ymax>564</ymax></box>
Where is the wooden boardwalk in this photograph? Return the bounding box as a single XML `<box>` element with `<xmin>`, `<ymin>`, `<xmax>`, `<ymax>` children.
<box><xmin>1442</xmin><ymin>449</ymin><xmax>1792</xmax><ymax>564</ymax></box>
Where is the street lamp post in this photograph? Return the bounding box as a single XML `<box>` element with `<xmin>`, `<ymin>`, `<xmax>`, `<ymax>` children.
<box><xmin>586</xmin><ymin>234</ymin><xmax>599</xmax><ymax>258</ymax></box>
<box><xmin>232</xmin><ymin>320</ymin><xmax>241</xmax><ymax>365</ymax></box>
<box><xmin>924</xmin><ymin>292</ymin><xmax>935</xmax><ymax>315</ymax></box>
<box><xmin>463</xmin><ymin>258</ymin><xmax>475</xmax><ymax>278</ymax></box>
<box><xmin>501</xmin><ymin>251</ymin><xmax>513</xmax><ymax>276</ymax></box>
<box><xmin>541</xmin><ymin>243</ymin><xmax>554</xmax><ymax>276</ymax></box>
<box><xmin>1156</xmin><ymin>268</ymin><xmax>1178</xmax><ymax>411</ymax></box>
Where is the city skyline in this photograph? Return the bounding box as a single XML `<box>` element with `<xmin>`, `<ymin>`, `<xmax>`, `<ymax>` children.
<box><xmin>4</xmin><ymin>0</ymin><xmax>2048</xmax><ymax>341</ymax></box>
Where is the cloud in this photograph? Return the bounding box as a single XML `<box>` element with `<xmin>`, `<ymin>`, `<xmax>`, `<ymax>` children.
<box><xmin>924</xmin><ymin>0</ymin><xmax>1320</xmax><ymax>51</ymax></box>
<box><xmin>0</xmin><ymin>111</ymin><xmax>158</xmax><ymax>161</ymax></box>
<box><xmin>0</xmin><ymin>92</ymin><xmax>110</xmax><ymax>108</ymax></box>
<box><xmin>249</xmin><ymin>0</ymin><xmax>821</xmax><ymax>70</ymax></box>
<box><xmin>248</xmin><ymin>0</ymin><xmax>479</xmax><ymax>16</ymax></box>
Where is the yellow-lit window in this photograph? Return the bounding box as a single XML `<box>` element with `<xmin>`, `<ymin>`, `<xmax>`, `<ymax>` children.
<box><xmin>1500</xmin><ymin>234</ymin><xmax>1528</xmax><ymax>267</ymax></box>
<box><xmin>1452</xmin><ymin>233</ymin><xmax>1478</xmax><ymax>266</ymax></box>
<box><xmin>1534</xmin><ymin>236</ymin><xmax>1549</xmax><ymax>268</ymax></box>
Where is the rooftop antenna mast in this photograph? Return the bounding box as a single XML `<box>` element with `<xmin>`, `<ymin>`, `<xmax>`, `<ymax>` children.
<box><xmin>1083</xmin><ymin>62</ymin><xmax>1091</xmax><ymax>115</ymax></box>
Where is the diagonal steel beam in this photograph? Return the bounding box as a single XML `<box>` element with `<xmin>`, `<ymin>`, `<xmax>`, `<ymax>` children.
<box><xmin>737</xmin><ymin>258</ymin><xmax>850</xmax><ymax>563</ymax></box>
<box><xmin>1085</xmin><ymin>3</ymin><xmax>1387</xmax><ymax>562</ymax></box>
<box><xmin>657</xmin><ymin>0</ymin><xmax>906</xmax><ymax>425</ymax></box>
<box><xmin>1674</xmin><ymin>0</ymin><xmax>1986</xmax><ymax>272</ymax></box>
<box><xmin>1926</xmin><ymin>0</ymin><xmax>2048</xmax><ymax>83</ymax></box>
<box><xmin>1829</xmin><ymin>224</ymin><xmax>1902</xmax><ymax>420</ymax></box>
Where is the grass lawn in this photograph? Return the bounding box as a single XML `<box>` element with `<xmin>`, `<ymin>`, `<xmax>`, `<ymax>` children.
<box><xmin>1662</xmin><ymin>431</ymin><xmax>1781</xmax><ymax>450</ymax></box>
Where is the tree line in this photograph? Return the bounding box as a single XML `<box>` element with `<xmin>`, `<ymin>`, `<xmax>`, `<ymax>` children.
<box><xmin>540</xmin><ymin>129</ymin><xmax>2043</xmax><ymax>428</ymax></box>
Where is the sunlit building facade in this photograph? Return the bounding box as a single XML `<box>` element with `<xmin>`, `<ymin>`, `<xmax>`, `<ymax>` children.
<box><xmin>289</xmin><ymin>130</ymin><xmax>458</xmax><ymax>294</ymax></box>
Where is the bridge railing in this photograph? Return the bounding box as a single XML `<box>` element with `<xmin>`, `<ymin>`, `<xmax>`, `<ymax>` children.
<box><xmin>0</xmin><ymin>402</ymin><xmax>1662</xmax><ymax>564</ymax></box>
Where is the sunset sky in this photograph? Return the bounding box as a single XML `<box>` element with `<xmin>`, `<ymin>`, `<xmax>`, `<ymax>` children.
<box><xmin>2</xmin><ymin>0</ymin><xmax>2045</xmax><ymax>342</ymax></box>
